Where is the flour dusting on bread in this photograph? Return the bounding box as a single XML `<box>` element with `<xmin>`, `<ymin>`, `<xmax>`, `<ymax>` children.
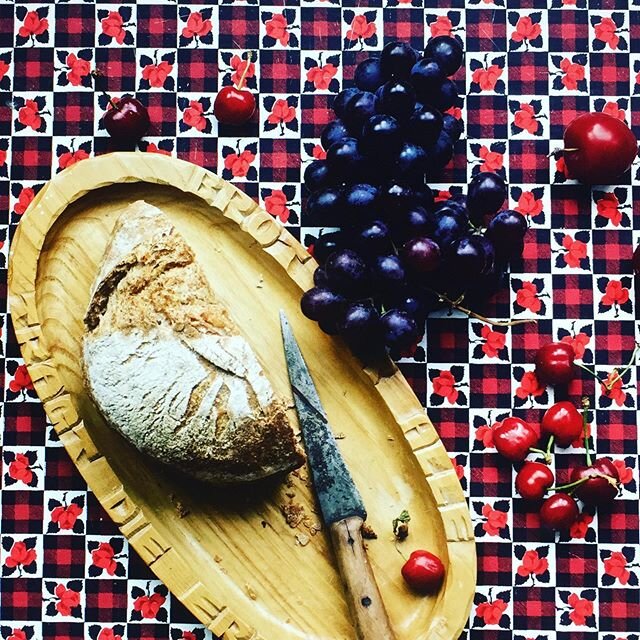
<box><xmin>82</xmin><ymin>200</ymin><xmax>304</xmax><ymax>484</ymax></box>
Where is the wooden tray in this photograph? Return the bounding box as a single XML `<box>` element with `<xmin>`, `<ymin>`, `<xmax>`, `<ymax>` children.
<box><xmin>8</xmin><ymin>153</ymin><xmax>475</xmax><ymax>640</ymax></box>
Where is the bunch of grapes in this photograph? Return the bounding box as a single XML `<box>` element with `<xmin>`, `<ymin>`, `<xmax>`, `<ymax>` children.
<box><xmin>301</xmin><ymin>38</ymin><xmax>527</xmax><ymax>356</ymax></box>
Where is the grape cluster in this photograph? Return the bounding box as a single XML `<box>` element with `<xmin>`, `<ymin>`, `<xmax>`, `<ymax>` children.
<box><xmin>301</xmin><ymin>38</ymin><xmax>527</xmax><ymax>356</ymax></box>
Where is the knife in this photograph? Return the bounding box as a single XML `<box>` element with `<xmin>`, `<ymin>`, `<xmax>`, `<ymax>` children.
<box><xmin>280</xmin><ymin>311</ymin><xmax>396</xmax><ymax>640</ymax></box>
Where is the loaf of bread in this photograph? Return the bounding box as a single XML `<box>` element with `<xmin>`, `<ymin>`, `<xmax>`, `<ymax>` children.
<box><xmin>82</xmin><ymin>200</ymin><xmax>304</xmax><ymax>484</ymax></box>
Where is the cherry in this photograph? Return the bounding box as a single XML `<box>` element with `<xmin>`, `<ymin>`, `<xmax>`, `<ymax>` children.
<box><xmin>214</xmin><ymin>53</ymin><xmax>256</xmax><ymax>126</ymax></box>
<box><xmin>492</xmin><ymin>416</ymin><xmax>539</xmax><ymax>462</ymax></box>
<box><xmin>541</xmin><ymin>401</ymin><xmax>582</xmax><ymax>448</ymax></box>
<box><xmin>515</xmin><ymin>461</ymin><xmax>555</xmax><ymax>501</ymax></box>
<box><xmin>539</xmin><ymin>493</ymin><xmax>579</xmax><ymax>530</ymax></box>
<box><xmin>401</xmin><ymin>550</ymin><xmax>445</xmax><ymax>594</ymax></box>
<box><xmin>103</xmin><ymin>97</ymin><xmax>150</xmax><ymax>142</ymax></box>
<box><xmin>563</xmin><ymin>112</ymin><xmax>638</xmax><ymax>184</ymax></box>
<box><xmin>570</xmin><ymin>458</ymin><xmax>620</xmax><ymax>508</ymax></box>
<box><xmin>534</xmin><ymin>342</ymin><xmax>576</xmax><ymax>385</ymax></box>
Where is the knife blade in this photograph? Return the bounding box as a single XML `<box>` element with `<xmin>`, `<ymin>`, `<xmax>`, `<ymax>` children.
<box><xmin>280</xmin><ymin>310</ymin><xmax>396</xmax><ymax>640</ymax></box>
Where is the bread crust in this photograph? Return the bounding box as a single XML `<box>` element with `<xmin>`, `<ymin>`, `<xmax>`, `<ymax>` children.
<box><xmin>83</xmin><ymin>201</ymin><xmax>304</xmax><ymax>484</ymax></box>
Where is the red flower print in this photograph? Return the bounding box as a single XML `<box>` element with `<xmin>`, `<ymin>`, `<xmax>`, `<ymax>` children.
<box><xmin>600</xmin><ymin>370</ymin><xmax>627</xmax><ymax>407</ymax></box>
<box><xmin>14</xmin><ymin>187</ymin><xmax>35</xmax><ymax>215</ymax></box>
<box><xmin>5</xmin><ymin>541</ymin><xmax>36</xmax><ymax>570</ymax></box>
<box><xmin>563</xmin><ymin>0</ymin><xmax>577</xmax><ymax>4</ymax></box>
<box><xmin>264</xmin><ymin>190</ymin><xmax>291</xmax><ymax>223</ymax></box>
<box><xmin>430</xmin><ymin>16</ymin><xmax>453</xmax><ymax>38</ymax></box>
<box><xmin>59</xmin><ymin>149</ymin><xmax>89</xmax><ymax>170</ymax></box>
<box><xmin>0</xmin><ymin>59</ymin><xmax>9</xmax><ymax>81</ymax></box>
<box><xmin>601</xmin><ymin>280</ymin><xmax>629</xmax><ymax>307</ymax></box>
<box><xmin>515</xmin><ymin>191</ymin><xmax>543</xmax><ymax>218</ymax></box>
<box><xmin>513</xmin><ymin>103</ymin><xmax>540</xmax><ymax>135</ymax></box>
<box><xmin>556</xmin><ymin>155</ymin><xmax>570</xmax><ymax>178</ymax></box>
<box><xmin>101</xmin><ymin>11</ymin><xmax>126</xmax><ymax>45</ymax></box>
<box><xmin>223</xmin><ymin>150</ymin><xmax>255</xmax><ymax>178</ymax></box>
<box><xmin>476</xmin><ymin>599</ymin><xmax>508</xmax><ymax>626</ymax></box>
<box><xmin>18</xmin><ymin>100</ymin><xmax>42</xmax><ymax>131</ymax></box>
<box><xmin>65</xmin><ymin>53</ymin><xmax>90</xmax><ymax>87</ymax></box>
<box><xmin>92</xmin><ymin>542</ymin><xmax>118</xmax><ymax>576</ymax></box>
<box><xmin>612</xmin><ymin>459</ymin><xmax>633</xmax><ymax>485</ymax></box>
<box><xmin>312</xmin><ymin>144</ymin><xmax>326</xmax><ymax>160</ymax></box>
<box><xmin>517</xmin><ymin>550</ymin><xmax>548</xmax><ymax>578</ymax></box>
<box><xmin>569</xmin><ymin>512</ymin><xmax>593</xmax><ymax>539</ymax></box>
<box><xmin>594</xmin><ymin>17</ymin><xmax>620</xmax><ymax>49</ymax></box>
<box><xmin>451</xmin><ymin>457</ymin><xmax>465</xmax><ymax>481</ymax></box>
<box><xmin>54</xmin><ymin>584</ymin><xmax>81</xmax><ymax>616</ymax></box>
<box><xmin>478</xmin><ymin>145</ymin><xmax>503</xmax><ymax>173</ymax></box>
<box><xmin>8</xmin><ymin>631</ymin><xmax>27</xmax><ymax>640</ymax></box>
<box><xmin>18</xmin><ymin>10</ymin><xmax>48</xmax><ymax>39</ymax></box>
<box><xmin>346</xmin><ymin>15</ymin><xmax>376</xmax><ymax>41</ymax></box>
<box><xmin>446</xmin><ymin>105</ymin><xmax>462</xmax><ymax>119</ymax></box>
<box><xmin>265</xmin><ymin>14</ymin><xmax>290</xmax><ymax>47</ymax></box>
<box><xmin>141</xmin><ymin>61</ymin><xmax>173</xmax><ymax>89</ymax></box>
<box><xmin>561</xmin><ymin>235</ymin><xmax>587</xmax><ymax>268</ymax></box>
<box><xmin>182</xmin><ymin>633</ymin><xmax>197</xmax><ymax>640</ymax></box>
<box><xmin>511</xmin><ymin>16</ymin><xmax>542</xmax><ymax>43</ymax></box>
<box><xmin>97</xmin><ymin>629</ymin><xmax>122</xmax><ymax>640</ymax></box>
<box><xmin>435</xmin><ymin>190</ymin><xmax>451</xmax><ymax>202</ymax></box>
<box><xmin>8</xmin><ymin>453</ymin><xmax>33</xmax><ymax>485</ymax></box>
<box><xmin>230</xmin><ymin>55</ymin><xmax>255</xmax><ymax>87</ymax></box>
<box><xmin>602</xmin><ymin>101</ymin><xmax>626</xmax><ymax>121</ymax></box>
<box><xmin>133</xmin><ymin>592</ymin><xmax>166</xmax><ymax>619</ymax></box>
<box><xmin>471</xmin><ymin>65</ymin><xmax>503</xmax><ymax>92</ymax></box>
<box><xmin>481</xmin><ymin>504</ymin><xmax>508</xmax><ymax>536</ymax></box>
<box><xmin>567</xmin><ymin>593</ymin><xmax>593</xmax><ymax>626</ymax></box>
<box><xmin>181</xmin><ymin>11</ymin><xmax>212</xmax><ymax>39</ymax></box>
<box><xmin>267</xmin><ymin>98</ymin><xmax>296</xmax><ymax>125</ymax></box>
<box><xmin>516</xmin><ymin>281</ymin><xmax>542</xmax><ymax>313</ymax></box>
<box><xmin>183</xmin><ymin>100</ymin><xmax>207</xmax><ymax>132</ymax></box>
<box><xmin>432</xmin><ymin>370</ymin><xmax>459</xmax><ymax>404</ymax></box>
<box><xmin>596</xmin><ymin>193</ymin><xmax>623</xmax><ymax>227</ymax></box>
<box><xmin>559</xmin><ymin>58</ymin><xmax>585</xmax><ymax>90</ymax></box>
<box><xmin>145</xmin><ymin>143</ymin><xmax>171</xmax><ymax>156</ymax></box>
<box><xmin>475</xmin><ymin>424</ymin><xmax>494</xmax><ymax>448</ymax></box>
<box><xmin>51</xmin><ymin>503</ymin><xmax>83</xmax><ymax>531</ymax></box>
<box><xmin>0</xmin><ymin>148</ymin><xmax>6</xmax><ymax>167</ymax></box>
<box><xmin>307</xmin><ymin>64</ymin><xmax>338</xmax><ymax>91</ymax></box>
<box><xmin>481</xmin><ymin>325</ymin><xmax>506</xmax><ymax>358</ymax></box>
<box><xmin>515</xmin><ymin>371</ymin><xmax>545</xmax><ymax>400</ymax></box>
<box><xmin>560</xmin><ymin>332</ymin><xmax>590</xmax><ymax>360</ymax></box>
<box><xmin>603</xmin><ymin>551</ymin><xmax>631</xmax><ymax>585</ymax></box>
<box><xmin>9</xmin><ymin>364</ymin><xmax>34</xmax><ymax>393</ymax></box>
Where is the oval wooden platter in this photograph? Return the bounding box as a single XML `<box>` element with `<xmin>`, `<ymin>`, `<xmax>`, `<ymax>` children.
<box><xmin>8</xmin><ymin>153</ymin><xmax>475</xmax><ymax>640</ymax></box>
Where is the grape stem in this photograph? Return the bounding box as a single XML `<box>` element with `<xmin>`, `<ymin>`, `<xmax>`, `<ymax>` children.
<box><xmin>430</xmin><ymin>290</ymin><xmax>537</xmax><ymax>327</ymax></box>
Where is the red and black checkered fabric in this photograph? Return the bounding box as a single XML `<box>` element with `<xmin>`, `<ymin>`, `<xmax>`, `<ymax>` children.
<box><xmin>1</xmin><ymin>1</ymin><xmax>639</xmax><ymax>639</ymax></box>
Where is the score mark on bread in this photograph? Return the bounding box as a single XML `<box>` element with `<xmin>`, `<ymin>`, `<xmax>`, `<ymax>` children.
<box><xmin>82</xmin><ymin>201</ymin><xmax>304</xmax><ymax>484</ymax></box>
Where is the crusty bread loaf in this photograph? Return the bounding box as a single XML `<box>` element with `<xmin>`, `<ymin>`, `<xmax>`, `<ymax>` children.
<box><xmin>82</xmin><ymin>200</ymin><xmax>304</xmax><ymax>484</ymax></box>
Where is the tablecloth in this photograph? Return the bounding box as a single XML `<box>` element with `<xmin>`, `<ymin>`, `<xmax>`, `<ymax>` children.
<box><xmin>0</xmin><ymin>0</ymin><xmax>639</xmax><ymax>638</ymax></box>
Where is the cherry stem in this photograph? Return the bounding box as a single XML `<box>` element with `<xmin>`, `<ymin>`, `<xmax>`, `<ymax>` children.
<box><xmin>562</xmin><ymin>148</ymin><xmax>579</xmax><ymax>152</ymax></box>
<box><xmin>431</xmin><ymin>290</ymin><xmax>537</xmax><ymax>327</ymax></box>
<box><xmin>573</xmin><ymin>342</ymin><xmax>640</xmax><ymax>391</ymax></box>
<box><xmin>530</xmin><ymin>439</ymin><xmax>553</xmax><ymax>465</ymax></box>
<box><xmin>237</xmin><ymin>51</ymin><xmax>254</xmax><ymax>90</ymax></box>
<box><xmin>582</xmin><ymin>397</ymin><xmax>592</xmax><ymax>467</ymax></box>
<box><xmin>91</xmin><ymin>70</ymin><xmax>120</xmax><ymax>111</ymax></box>
<box><xmin>554</xmin><ymin>472</ymin><xmax>618</xmax><ymax>494</ymax></box>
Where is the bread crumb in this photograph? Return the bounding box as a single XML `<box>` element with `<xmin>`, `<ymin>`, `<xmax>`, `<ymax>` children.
<box><xmin>245</xmin><ymin>584</ymin><xmax>258</xmax><ymax>600</ymax></box>
<box><xmin>295</xmin><ymin>533</ymin><xmax>310</xmax><ymax>546</ymax></box>
<box><xmin>214</xmin><ymin>554</ymin><xmax>223</xmax><ymax>563</ymax></box>
<box><xmin>281</xmin><ymin>501</ymin><xmax>305</xmax><ymax>528</ymax></box>
<box><xmin>256</xmin><ymin>274</ymin><xmax>264</xmax><ymax>288</ymax></box>
<box><xmin>335</xmin><ymin>432</ymin><xmax>346</xmax><ymax>439</ymax></box>
<box><xmin>361</xmin><ymin>523</ymin><xmax>378</xmax><ymax>539</ymax></box>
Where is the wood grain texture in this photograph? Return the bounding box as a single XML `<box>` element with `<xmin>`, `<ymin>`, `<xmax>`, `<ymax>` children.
<box><xmin>7</xmin><ymin>153</ymin><xmax>475</xmax><ymax>640</ymax></box>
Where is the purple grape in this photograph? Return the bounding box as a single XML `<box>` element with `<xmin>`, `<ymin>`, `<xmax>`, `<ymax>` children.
<box><xmin>360</xmin><ymin>114</ymin><xmax>402</xmax><ymax>155</ymax></box>
<box><xmin>432</xmin><ymin>211</ymin><xmax>466</xmax><ymax>248</ymax></box>
<box><xmin>485</xmin><ymin>209</ymin><xmax>528</xmax><ymax>260</ymax></box>
<box><xmin>380</xmin><ymin>41</ymin><xmax>418</xmax><ymax>80</ymax></box>
<box><xmin>408</xmin><ymin>105</ymin><xmax>443</xmax><ymax>148</ymax></box>
<box><xmin>301</xmin><ymin>287</ymin><xmax>346</xmax><ymax>323</ymax></box>
<box><xmin>313</xmin><ymin>230</ymin><xmax>345</xmax><ymax>264</ymax></box>
<box><xmin>377</xmin><ymin>80</ymin><xmax>416</xmax><ymax>122</ymax></box>
<box><xmin>431</xmin><ymin>78</ymin><xmax>460</xmax><ymax>112</ymax></box>
<box><xmin>371</xmin><ymin>254</ymin><xmax>406</xmax><ymax>291</ymax></box>
<box><xmin>442</xmin><ymin>113</ymin><xmax>464</xmax><ymax>142</ymax></box>
<box><xmin>318</xmin><ymin>318</ymin><xmax>342</xmax><ymax>335</ymax></box>
<box><xmin>306</xmin><ymin>188</ymin><xmax>343</xmax><ymax>225</ymax></box>
<box><xmin>343</xmin><ymin>183</ymin><xmax>379</xmax><ymax>221</ymax></box>
<box><xmin>325</xmin><ymin>248</ymin><xmax>369</xmax><ymax>296</ymax></box>
<box><xmin>380</xmin><ymin>181</ymin><xmax>416</xmax><ymax>210</ymax></box>
<box><xmin>424</xmin><ymin>36</ymin><xmax>464</xmax><ymax>77</ymax></box>
<box><xmin>338</xmin><ymin>301</ymin><xmax>383</xmax><ymax>346</ymax></box>
<box><xmin>380</xmin><ymin>309</ymin><xmax>420</xmax><ymax>350</ymax></box>
<box><xmin>321</xmin><ymin>120</ymin><xmax>350</xmax><ymax>150</ymax></box>
<box><xmin>342</xmin><ymin>91</ymin><xmax>378</xmax><ymax>132</ymax></box>
<box><xmin>332</xmin><ymin>88</ymin><xmax>359</xmax><ymax>118</ymax></box>
<box><xmin>448</xmin><ymin>235</ymin><xmax>488</xmax><ymax>277</ymax></box>
<box><xmin>393</xmin><ymin>206</ymin><xmax>436</xmax><ymax>243</ymax></box>
<box><xmin>314</xmin><ymin>266</ymin><xmax>329</xmax><ymax>287</ymax></box>
<box><xmin>326</xmin><ymin>137</ymin><xmax>367</xmax><ymax>177</ymax></box>
<box><xmin>467</xmin><ymin>172</ymin><xmax>507</xmax><ymax>225</ymax></box>
<box><xmin>354</xmin><ymin>57</ymin><xmax>385</xmax><ymax>92</ymax></box>
<box><xmin>392</xmin><ymin>142</ymin><xmax>428</xmax><ymax>183</ymax></box>
<box><xmin>304</xmin><ymin>160</ymin><xmax>333</xmax><ymax>192</ymax></box>
<box><xmin>410</xmin><ymin>58</ymin><xmax>446</xmax><ymax>102</ymax></box>
<box><xmin>355</xmin><ymin>219</ymin><xmax>393</xmax><ymax>256</ymax></box>
<box><xmin>402</xmin><ymin>237</ymin><xmax>441</xmax><ymax>273</ymax></box>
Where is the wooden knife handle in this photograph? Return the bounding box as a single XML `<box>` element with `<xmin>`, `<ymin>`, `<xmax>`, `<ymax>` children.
<box><xmin>329</xmin><ymin>516</ymin><xmax>396</xmax><ymax>640</ymax></box>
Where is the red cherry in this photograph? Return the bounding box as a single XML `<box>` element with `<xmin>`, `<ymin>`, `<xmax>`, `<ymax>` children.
<box><xmin>515</xmin><ymin>461</ymin><xmax>555</xmax><ymax>501</ymax></box>
<box><xmin>563</xmin><ymin>113</ymin><xmax>638</xmax><ymax>184</ymax></box>
<box><xmin>492</xmin><ymin>417</ymin><xmax>539</xmax><ymax>462</ymax></box>
<box><xmin>541</xmin><ymin>401</ymin><xmax>583</xmax><ymax>448</ymax></box>
<box><xmin>534</xmin><ymin>342</ymin><xmax>576</xmax><ymax>385</ymax></box>
<box><xmin>214</xmin><ymin>86</ymin><xmax>256</xmax><ymax>126</ymax></box>
<box><xmin>539</xmin><ymin>493</ymin><xmax>579</xmax><ymax>530</ymax></box>
<box><xmin>103</xmin><ymin>96</ymin><xmax>150</xmax><ymax>142</ymax></box>
<box><xmin>401</xmin><ymin>550</ymin><xmax>445</xmax><ymax>594</ymax></box>
<box><xmin>570</xmin><ymin>458</ymin><xmax>620</xmax><ymax>508</ymax></box>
